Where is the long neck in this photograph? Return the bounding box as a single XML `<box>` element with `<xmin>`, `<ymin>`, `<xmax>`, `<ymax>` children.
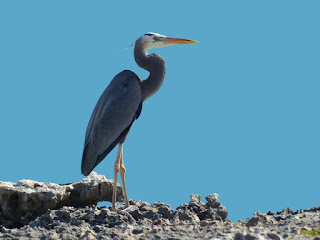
<box><xmin>134</xmin><ymin>41</ymin><xmax>166</xmax><ymax>101</ymax></box>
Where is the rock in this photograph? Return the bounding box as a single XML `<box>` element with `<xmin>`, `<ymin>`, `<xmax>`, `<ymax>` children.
<box><xmin>205</xmin><ymin>194</ymin><xmax>228</xmax><ymax>220</ymax></box>
<box><xmin>152</xmin><ymin>202</ymin><xmax>175</xmax><ymax>220</ymax></box>
<box><xmin>0</xmin><ymin>186</ymin><xmax>319</xmax><ymax>240</ymax></box>
<box><xmin>177</xmin><ymin>193</ymin><xmax>228</xmax><ymax>222</ymax></box>
<box><xmin>177</xmin><ymin>208</ymin><xmax>200</xmax><ymax>222</ymax></box>
<box><xmin>267</xmin><ymin>233</ymin><xmax>281</xmax><ymax>240</ymax></box>
<box><xmin>234</xmin><ymin>232</ymin><xmax>245</xmax><ymax>240</ymax></box>
<box><xmin>246</xmin><ymin>211</ymin><xmax>277</xmax><ymax>227</ymax></box>
<box><xmin>0</xmin><ymin>172</ymin><xmax>123</xmax><ymax>227</ymax></box>
<box><xmin>278</xmin><ymin>207</ymin><xmax>293</xmax><ymax>216</ymax></box>
<box><xmin>132</xmin><ymin>228</ymin><xmax>144</xmax><ymax>234</ymax></box>
<box><xmin>58</xmin><ymin>172</ymin><xmax>124</xmax><ymax>208</ymax></box>
<box><xmin>126</xmin><ymin>201</ymin><xmax>157</xmax><ymax>221</ymax></box>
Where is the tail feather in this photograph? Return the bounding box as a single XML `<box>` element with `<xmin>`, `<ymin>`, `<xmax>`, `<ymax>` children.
<box><xmin>81</xmin><ymin>137</ymin><xmax>119</xmax><ymax>176</ymax></box>
<box><xmin>81</xmin><ymin>143</ymin><xmax>92</xmax><ymax>176</ymax></box>
<box><xmin>81</xmin><ymin>119</ymin><xmax>137</xmax><ymax>176</ymax></box>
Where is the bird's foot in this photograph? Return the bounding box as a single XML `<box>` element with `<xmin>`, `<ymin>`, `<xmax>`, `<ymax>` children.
<box><xmin>111</xmin><ymin>204</ymin><xmax>136</xmax><ymax>222</ymax></box>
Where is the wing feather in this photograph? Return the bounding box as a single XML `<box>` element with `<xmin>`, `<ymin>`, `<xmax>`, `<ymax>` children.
<box><xmin>81</xmin><ymin>70</ymin><xmax>142</xmax><ymax>175</ymax></box>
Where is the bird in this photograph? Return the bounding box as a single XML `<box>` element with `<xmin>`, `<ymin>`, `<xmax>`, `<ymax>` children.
<box><xmin>81</xmin><ymin>32</ymin><xmax>198</xmax><ymax>209</ymax></box>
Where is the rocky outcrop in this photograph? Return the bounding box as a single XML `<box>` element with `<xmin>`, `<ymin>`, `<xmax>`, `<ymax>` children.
<box><xmin>0</xmin><ymin>172</ymin><xmax>123</xmax><ymax>227</ymax></box>
<box><xmin>1</xmin><ymin>175</ymin><xmax>319</xmax><ymax>239</ymax></box>
<box><xmin>0</xmin><ymin>193</ymin><xmax>232</xmax><ymax>239</ymax></box>
<box><xmin>0</xmin><ymin>194</ymin><xmax>319</xmax><ymax>239</ymax></box>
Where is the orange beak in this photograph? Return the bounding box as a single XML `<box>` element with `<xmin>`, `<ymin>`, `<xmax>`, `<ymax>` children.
<box><xmin>163</xmin><ymin>37</ymin><xmax>199</xmax><ymax>45</ymax></box>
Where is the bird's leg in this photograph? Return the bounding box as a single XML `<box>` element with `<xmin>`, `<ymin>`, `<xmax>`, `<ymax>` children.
<box><xmin>119</xmin><ymin>143</ymin><xmax>130</xmax><ymax>208</ymax></box>
<box><xmin>112</xmin><ymin>144</ymin><xmax>122</xmax><ymax>210</ymax></box>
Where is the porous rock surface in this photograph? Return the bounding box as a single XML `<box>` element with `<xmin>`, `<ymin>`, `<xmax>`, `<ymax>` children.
<box><xmin>0</xmin><ymin>176</ymin><xmax>319</xmax><ymax>240</ymax></box>
<box><xmin>0</xmin><ymin>172</ymin><xmax>123</xmax><ymax>227</ymax></box>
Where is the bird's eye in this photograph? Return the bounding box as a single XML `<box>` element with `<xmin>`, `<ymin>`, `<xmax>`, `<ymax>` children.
<box><xmin>153</xmin><ymin>36</ymin><xmax>158</xmax><ymax>41</ymax></box>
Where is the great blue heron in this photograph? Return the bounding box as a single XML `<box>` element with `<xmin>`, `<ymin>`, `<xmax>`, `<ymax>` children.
<box><xmin>81</xmin><ymin>32</ymin><xmax>198</xmax><ymax>209</ymax></box>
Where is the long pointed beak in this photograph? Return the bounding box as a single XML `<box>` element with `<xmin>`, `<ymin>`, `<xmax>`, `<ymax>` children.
<box><xmin>163</xmin><ymin>37</ymin><xmax>199</xmax><ymax>45</ymax></box>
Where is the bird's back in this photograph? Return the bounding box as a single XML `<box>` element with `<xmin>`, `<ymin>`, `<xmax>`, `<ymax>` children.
<box><xmin>81</xmin><ymin>70</ymin><xmax>142</xmax><ymax>176</ymax></box>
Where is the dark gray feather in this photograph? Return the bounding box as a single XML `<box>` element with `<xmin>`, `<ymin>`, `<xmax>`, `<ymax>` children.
<box><xmin>81</xmin><ymin>70</ymin><xmax>142</xmax><ymax>175</ymax></box>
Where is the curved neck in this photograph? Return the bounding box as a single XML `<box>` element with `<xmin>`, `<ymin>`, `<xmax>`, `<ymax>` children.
<box><xmin>134</xmin><ymin>40</ymin><xmax>166</xmax><ymax>101</ymax></box>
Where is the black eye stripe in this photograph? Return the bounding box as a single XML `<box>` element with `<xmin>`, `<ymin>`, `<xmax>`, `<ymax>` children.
<box><xmin>145</xmin><ymin>33</ymin><xmax>153</xmax><ymax>36</ymax></box>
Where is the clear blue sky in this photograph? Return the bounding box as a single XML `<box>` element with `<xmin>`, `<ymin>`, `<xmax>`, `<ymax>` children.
<box><xmin>0</xmin><ymin>1</ymin><xmax>319</xmax><ymax>222</ymax></box>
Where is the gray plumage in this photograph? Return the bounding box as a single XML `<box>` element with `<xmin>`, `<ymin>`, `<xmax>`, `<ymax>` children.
<box><xmin>81</xmin><ymin>70</ymin><xmax>142</xmax><ymax>176</ymax></box>
<box><xmin>80</xmin><ymin>32</ymin><xmax>197</xmax><ymax>209</ymax></box>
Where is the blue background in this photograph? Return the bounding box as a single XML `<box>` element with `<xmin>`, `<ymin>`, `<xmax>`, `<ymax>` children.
<box><xmin>0</xmin><ymin>1</ymin><xmax>319</xmax><ymax>221</ymax></box>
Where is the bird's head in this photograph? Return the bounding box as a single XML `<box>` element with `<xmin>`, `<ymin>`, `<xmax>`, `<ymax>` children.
<box><xmin>137</xmin><ymin>32</ymin><xmax>198</xmax><ymax>52</ymax></box>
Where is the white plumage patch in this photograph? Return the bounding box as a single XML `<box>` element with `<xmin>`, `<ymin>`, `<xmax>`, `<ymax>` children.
<box><xmin>139</xmin><ymin>32</ymin><xmax>171</xmax><ymax>51</ymax></box>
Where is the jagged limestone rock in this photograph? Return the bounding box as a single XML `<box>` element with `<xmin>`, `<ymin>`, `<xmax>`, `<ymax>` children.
<box><xmin>0</xmin><ymin>192</ymin><xmax>319</xmax><ymax>239</ymax></box>
<box><xmin>177</xmin><ymin>193</ymin><xmax>228</xmax><ymax>222</ymax></box>
<box><xmin>0</xmin><ymin>172</ymin><xmax>123</xmax><ymax>227</ymax></box>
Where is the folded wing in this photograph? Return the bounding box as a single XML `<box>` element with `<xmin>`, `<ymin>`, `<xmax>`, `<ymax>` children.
<box><xmin>81</xmin><ymin>70</ymin><xmax>142</xmax><ymax>176</ymax></box>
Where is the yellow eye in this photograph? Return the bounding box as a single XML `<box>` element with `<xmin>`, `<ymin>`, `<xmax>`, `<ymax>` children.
<box><xmin>153</xmin><ymin>36</ymin><xmax>158</xmax><ymax>41</ymax></box>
